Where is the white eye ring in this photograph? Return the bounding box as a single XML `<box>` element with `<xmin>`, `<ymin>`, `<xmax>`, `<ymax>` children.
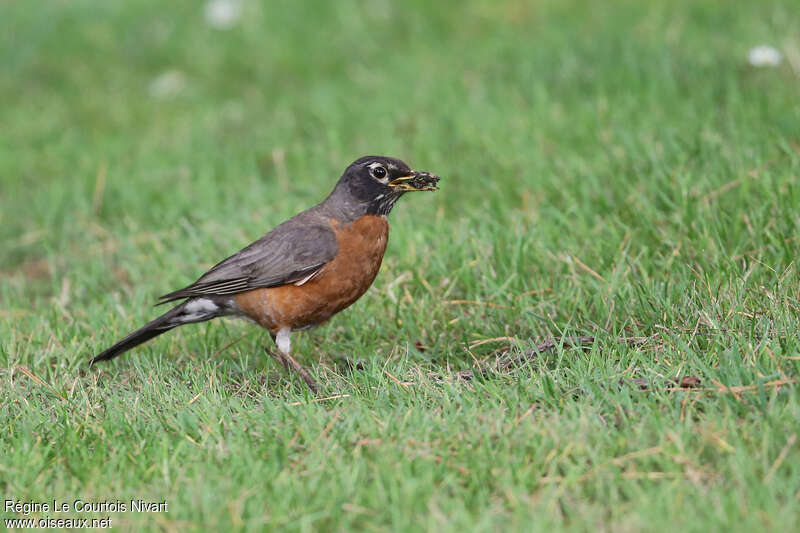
<box><xmin>369</xmin><ymin>164</ymin><xmax>388</xmax><ymax>183</ymax></box>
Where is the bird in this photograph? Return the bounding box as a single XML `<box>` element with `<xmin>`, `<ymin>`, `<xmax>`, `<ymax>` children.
<box><xmin>91</xmin><ymin>156</ymin><xmax>440</xmax><ymax>393</ymax></box>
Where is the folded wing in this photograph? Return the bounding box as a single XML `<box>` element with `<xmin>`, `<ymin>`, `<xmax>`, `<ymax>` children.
<box><xmin>158</xmin><ymin>222</ymin><xmax>338</xmax><ymax>304</ymax></box>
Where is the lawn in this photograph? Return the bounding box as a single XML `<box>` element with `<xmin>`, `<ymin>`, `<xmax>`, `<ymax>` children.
<box><xmin>2</xmin><ymin>0</ymin><xmax>799</xmax><ymax>530</ymax></box>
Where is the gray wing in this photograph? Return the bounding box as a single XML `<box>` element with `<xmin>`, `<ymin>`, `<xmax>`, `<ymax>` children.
<box><xmin>157</xmin><ymin>222</ymin><xmax>337</xmax><ymax>304</ymax></box>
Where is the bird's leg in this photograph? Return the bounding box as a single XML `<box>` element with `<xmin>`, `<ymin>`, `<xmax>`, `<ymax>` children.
<box><xmin>266</xmin><ymin>328</ymin><xmax>319</xmax><ymax>394</ymax></box>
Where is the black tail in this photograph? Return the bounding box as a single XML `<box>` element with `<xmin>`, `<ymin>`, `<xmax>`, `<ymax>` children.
<box><xmin>91</xmin><ymin>299</ymin><xmax>217</xmax><ymax>365</ymax></box>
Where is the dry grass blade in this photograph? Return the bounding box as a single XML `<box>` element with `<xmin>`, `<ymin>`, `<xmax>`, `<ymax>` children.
<box><xmin>635</xmin><ymin>378</ymin><xmax>799</xmax><ymax>395</ymax></box>
<box><xmin>539</xmin><ymin>471</ymin><xmax>697</xmax><ymax>484</ymax></box>
<box><xmin>763</xmin><ymin>434</ymin><xmax>797</xmax><ymax>483</ymax></box>
<box><xmin>288</xmin><ymin>394</ymin><xmax>350</xmax><ymax>406</ymax></box>
<box><xmin>468</xmin><ymin>336</ymin><xmax>518</xmax><ymax>349</ymax></box>
<box><xmin>429</xmin><ymin>335</ymin><xmax>661</xmax><ymax>381</ymax></box>
<box><xmin>443</xmin><ymin>300</ymin><xmax>510</xmax><ymax>308</ymax></box>
<box><xmin>572</xmin><ymin>256</ymin><xmax>605</xmax><ymax>281</ymax></box>
<box><xmin>16</xmin><ymin>365</ymin><xmax>68</xmax><ymax>402</ymax></box>
<box><xmin>311</xmin><ymin>411</ymin><xmax>341</xmax><ymax>446</ymax></box>
<box><xmin>497</xmin><ymin>335</ymin><xmax>657</xmax><ymax>370</ymax></box>
<box><xmin>383</xmin><ymin>370</ymin><xmax>410</xmax><ymax>389</ymax></box>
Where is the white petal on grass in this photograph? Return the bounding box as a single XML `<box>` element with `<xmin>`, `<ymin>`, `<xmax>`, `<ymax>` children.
<box><xmin>148</xmin><ymin>70</ymin><xmax>186</xmax><ymax>99</ymax></box>
<box><xmin>205</xmin><ymin>0</ymin><xmax>242</xmax><ymax>29</ymax></box>
<box><xmin>748</xmin><ymin>45</ymin><xmax>782</xmax><ymax>67</ymax></box>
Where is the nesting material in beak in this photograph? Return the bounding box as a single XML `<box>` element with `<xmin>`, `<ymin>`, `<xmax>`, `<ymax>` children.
<box><xmin>388</xmin><ymin>171</ymin><xmax>440</xmax><ymax>191</ymax></box>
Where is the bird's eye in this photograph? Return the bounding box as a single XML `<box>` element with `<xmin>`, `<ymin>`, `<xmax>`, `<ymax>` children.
<box><xmin>371</xmin><ymin>166</ymin><xmax>387</xmax><ymax>180</ymax></box>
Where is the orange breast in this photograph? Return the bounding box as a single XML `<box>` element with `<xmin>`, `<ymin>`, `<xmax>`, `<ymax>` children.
<box><xmin>233</xmin><ymin>215</ymin><xmax>389</xmax><ymax>332</ymax></box>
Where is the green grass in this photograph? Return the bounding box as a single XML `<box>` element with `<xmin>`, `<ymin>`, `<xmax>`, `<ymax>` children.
<box><xmin>2</xmin><ymin>0</ymin><xmax>800</xmax><ymax>530</ymax></box>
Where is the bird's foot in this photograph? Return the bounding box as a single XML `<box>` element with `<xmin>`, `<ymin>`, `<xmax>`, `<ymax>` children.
<box><xmin>265</xmin><ymin>347</ymin><xmax>319</xmax><ymax>394</ymax></box>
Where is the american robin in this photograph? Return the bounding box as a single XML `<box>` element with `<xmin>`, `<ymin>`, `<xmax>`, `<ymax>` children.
<box><xmin>91</xmin><ymin>156</ymin><xmax>440</xmax><ymax>392</ymax></box>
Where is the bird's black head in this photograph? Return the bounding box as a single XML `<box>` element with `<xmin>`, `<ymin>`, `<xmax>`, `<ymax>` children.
<box><xmin>327</xmin><ymin>156</ymin><xmax>440</xmax><ymax>217</ymax></box>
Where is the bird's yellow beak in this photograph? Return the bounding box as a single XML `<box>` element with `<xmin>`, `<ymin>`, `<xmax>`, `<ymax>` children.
<box><xmin>388</xmin><ymin>171</ymin><xmax>440</xmax><ymax>191</ymax></box>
